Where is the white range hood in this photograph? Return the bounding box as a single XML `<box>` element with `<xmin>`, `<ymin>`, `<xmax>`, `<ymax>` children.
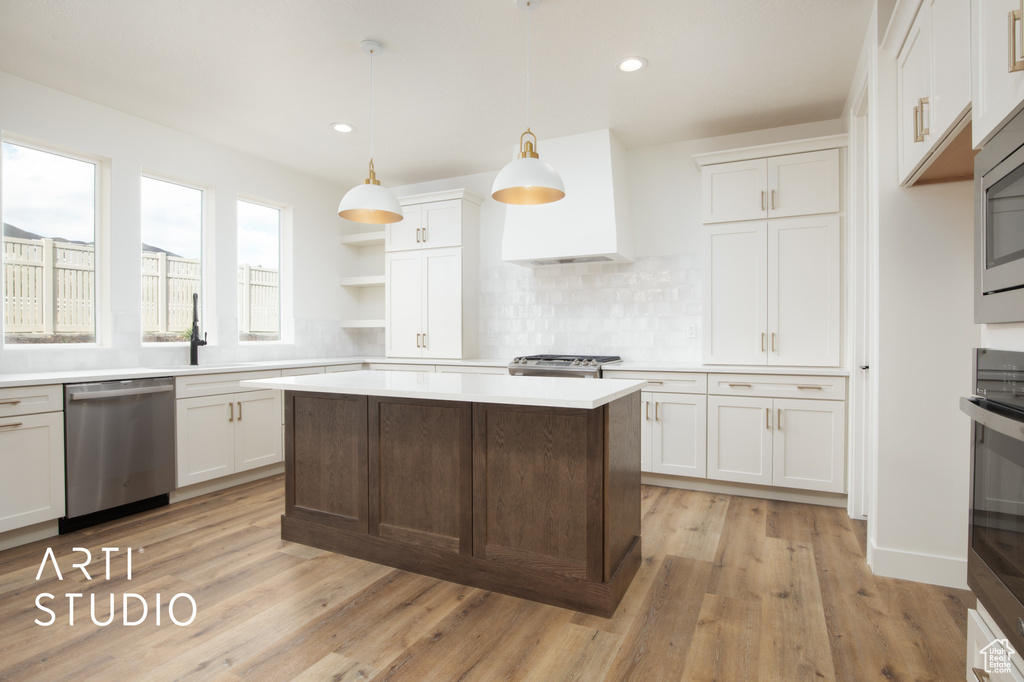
<box><xmin>501</xmin><ymin>129</ymin><xmax>634</xmax><ymax>267</ymax></box>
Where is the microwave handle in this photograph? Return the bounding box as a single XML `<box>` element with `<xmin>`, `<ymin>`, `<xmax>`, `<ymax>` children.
<box><xmin>960</xmin><ymin>397</ymin><xmax>1024</xmax><ymax>440</ymax></box>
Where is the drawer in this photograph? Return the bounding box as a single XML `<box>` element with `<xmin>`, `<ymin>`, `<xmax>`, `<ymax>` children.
<box><xmin>175</xmin><ymin>370</ymin><xmax>282</xmax><ymax>399</ymax></box>
<box><xmin>0</xmin><ymin>384</ymin><xmax>62</xmax><ymax>418</ymax></box>
<box><xmin>281</xmin><ymin>366</ymin><xmax>325</xmax><ymax>377</ymax></box>
<box><xmin>603</xmin><ymin>370</ymin><xmax>707</xmax><ymax>394</ymax></box>
<box><xmin>968</xmin><ymin>608</ymin><xmax>1024</xmax><ymax>681</ymax></box>
<box><xmin>325</xmin><ymin>363</ymin><xmax>363</xmax><ymax>373</ymax></box>
<box><xmin>367</xmin><ymin>363</ymin><xmax>436</xmax><ymax>373</ymax></box>
<box><xmin>435</xmin><ymin>365</ymin><xmax>509</xmax><ymax>376</ymax></box>
<box><xmin>707</xmin><ymin>373</ymin><xmax>846</xmax><ymax>400</ymax></box>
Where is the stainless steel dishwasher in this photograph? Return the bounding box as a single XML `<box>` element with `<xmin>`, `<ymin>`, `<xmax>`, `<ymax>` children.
<box><xmin>61</xmin><ymin>377</ymin><xmax>175</xmax><ymax>532</ymax></box>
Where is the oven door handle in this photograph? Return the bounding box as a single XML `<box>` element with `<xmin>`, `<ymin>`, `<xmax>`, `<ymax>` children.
<box><xmin>960</xmin><ymin>397</ymin><xmax>1024</xmax><ymax>440</ymax></box>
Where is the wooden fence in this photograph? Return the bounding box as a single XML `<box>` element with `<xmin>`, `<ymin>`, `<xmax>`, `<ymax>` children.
<box><xmin>4</xmin><ymin>236</ymin><xmax>279</xmax><ymax>336</ymax></box>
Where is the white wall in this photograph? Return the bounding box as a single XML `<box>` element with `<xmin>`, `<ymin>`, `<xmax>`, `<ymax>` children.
<box><xmin>0</xmin><ymin>71</ymin><xmax>361</xmax><ymax>375</ymax></box>
<box><xmin>867</xmin><ymin>18</ymin><xmax>979</xmax><ymax>588</ymax></box>
<box><xmin>390</xmin><ymin>120</ymin><xmax>844</xmax><ymax>362</ymax></box>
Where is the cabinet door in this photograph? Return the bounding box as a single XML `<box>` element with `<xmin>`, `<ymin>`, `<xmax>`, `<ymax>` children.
<box><xmin>768</xmin><ymin>215</ymin><xmax>841</xmax><ymax>367</ymax></box>
<box><xmin>767</xmin><ymin>150</ymin><xmax>840</xmax><ymax>218</ymax></box>
<box><xmin>974</xmin><ymin>0</ymin><xmax>1024</xmax><ymax>147</ymax></box>
<box><xmin>640</xmin><ymin>392</ymin><xmax>654</xmax><ymax>473</ymax></box>
<box><xmin>898</xmin><ymin>4</ymin><xmax>933</xmax><ymax>181</ymax></box>
<box><xmin>421</xmin><ymin>247</ymin><xmax>463</xmax><ymax>359</ymax></box>
<box><xmin>931</xmin><ymin>0</ymin><xmax>972</xmax><ymax>138</ymax></box>
<box><xmin>235</xmin><ymin>390</ymin><xmax>283</xmax><ymax>472</ymax></box>
<box><xmin>704</xmin><ymin>222</ymin><xmax>768</xmax><ymax>365</ymax></box>
<box><xmin>176</xmin><ymin>395</ymin><xmax>236</xmax><ymax>487</ymax></box>
<box><xmin>652</xmin><ymin>394</ymin><xmax>707</xmax><ymax>478</ymax></box>
<box><xmin>385</xmin><ymin>203</ymin><xmax>422</xmax><ymax>252</ymax></box>
<box><xmin>420</xmin><ymin>200</ymin><xmax>463</xmax><ymax>249</ymax></box>
<box><xmin>701</xmin><ymin>159</ymin><xmax>768</xmax><ymax>223</ymax></box>
<box><xmin>385</xmin><ymin>250</ymin><xmax>423</xmax><ymax>358</ymax></box>
<box><xmin>707</xmin><ymin>395</ymin><xmax>773</xmax><ymax>486</ymax></box>
<box><xmin>0</xmin><ymin>412</ymin><xmax>64</xmax><ymax>533</ymax></box>
<box><xmin>772</xmin><ymin>398</ymin><xmax>845</xmax><ymax>493</ymax></box>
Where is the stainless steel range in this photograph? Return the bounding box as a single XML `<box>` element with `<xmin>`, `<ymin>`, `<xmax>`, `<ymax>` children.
<box><xmin>508</xmin><ymin>354</ymin><xmax>622</xmax><ymax>378</ymax></box>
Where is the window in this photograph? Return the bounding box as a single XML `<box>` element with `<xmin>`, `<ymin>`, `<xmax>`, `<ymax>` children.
<box><xmin>140</xmin><ymin>176</ymin><xmax>204</xmax><ymax>343</ymax></box>
<box><xmin>237</xmin><ymin>199</ymin><xmax>280</xmax><ymax>341</ymax></box>
<box><xmin>2</xmin><ymin>141</ymin><xmax>98</xmax><ymax>345</ymax></box>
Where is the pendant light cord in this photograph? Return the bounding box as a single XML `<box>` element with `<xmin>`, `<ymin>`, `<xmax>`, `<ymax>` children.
<box><xmin>525</xmin><ymin>1</ymin><xmax>530</xmax><ymax>131</ymax></box>
<box><xmin>369</xmin><ymin>47</ymin><xmax>375</xmax><ymax>162</ymax></box>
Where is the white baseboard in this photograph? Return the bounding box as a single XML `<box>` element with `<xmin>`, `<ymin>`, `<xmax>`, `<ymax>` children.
<box><xmin>169</xmin><ymin>462</ymin><xmax>284</xmax><ymax>504</ymax></box>
<box><xmin>641</xmin><ymin>473</ymin><xmax>848</xmax><ymax>508</ymax></box>
<box><xmin>868</xmin><ymin>539</ymin><xmax>968</xmax><ymax>589</ymax></box>
<box><xmin>0</xmin><ymin>520</ymin><xmax>59</xmax><ymax>552</ymax></box>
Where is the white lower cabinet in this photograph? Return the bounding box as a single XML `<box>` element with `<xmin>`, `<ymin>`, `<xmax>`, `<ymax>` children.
<box><xmin>0</xmin><ymin>409</ymin><xmax>65</xmax><ymax>533</ymax></box>
<box><xmin>176</xmin><ymin>389</ymin><xmax>282</xmax><ymax>488</ymax></box>
<box><xmin>641</xmin><ymin>391</ymin><xmax>707</xmax><ymax>477</ymax></box>
<box><xmin>968</xmin><ymin>605</ymin><xmax>1024</xmax><ymax>681</ymax></box>
<box><xmin>708</xmin><ymin>394</ymin><xmax>845</xmax><ymax>493</ymax></box>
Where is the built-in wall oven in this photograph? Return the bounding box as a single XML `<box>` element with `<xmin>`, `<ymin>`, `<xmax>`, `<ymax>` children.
<box><xmin>961</xmin><ymin>349</ymin><xmax>1024</xmax><ymax>655</ymax></box>
<box><xmin>975</xmin><ymin>105</ymin><xmax>1024</xmax><ymax>322</ymax></box>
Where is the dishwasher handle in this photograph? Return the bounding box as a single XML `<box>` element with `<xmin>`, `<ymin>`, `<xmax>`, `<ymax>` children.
<box><xmin>69</xmin><ymin>384</ymin><xmax>174</xmax><ymax>401</ymax></box>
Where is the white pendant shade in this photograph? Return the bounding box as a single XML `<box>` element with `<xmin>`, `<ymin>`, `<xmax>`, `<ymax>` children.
<box><xmin>338</xmin><ymin>180</ymin><xmax>403</xmax><ymax>224</ymax></box>
<box><xmin>492</xmin><ymin>155</ymin><xmax>565</xmax><ymax>205</ymax></box>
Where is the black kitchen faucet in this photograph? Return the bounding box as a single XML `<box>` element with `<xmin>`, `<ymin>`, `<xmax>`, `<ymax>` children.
<box><xmin>190</xmin><ymin>292</ymin><xmax>207</xmax><ymax>365</ymax></box>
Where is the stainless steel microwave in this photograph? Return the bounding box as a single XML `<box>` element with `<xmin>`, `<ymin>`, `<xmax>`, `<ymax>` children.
<box><xmin>975</xmin><ymin>108</ymin><xmax>1024</xmax><ymax>322</ymax></box>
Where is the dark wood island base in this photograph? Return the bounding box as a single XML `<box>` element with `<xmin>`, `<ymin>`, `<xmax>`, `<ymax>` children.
<box><xmin>280</xmin><ymin>390</ymin><xmax>642</xmax><ymax>617</ymax></box>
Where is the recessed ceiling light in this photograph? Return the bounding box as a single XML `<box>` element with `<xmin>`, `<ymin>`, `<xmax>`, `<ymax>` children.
<box><xmin>331</xmin><ymin>122</ymin><xmax>355</xmax><ymax>133</ymax></box>
<box><xmin>615</xmin><ymin>57</ymin><xmax>648</xmax><ymax>73</ymax></box>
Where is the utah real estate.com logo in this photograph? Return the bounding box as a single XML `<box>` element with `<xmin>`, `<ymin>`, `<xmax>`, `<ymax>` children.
<box><xmin>981</xmin><ymin>638</ymin><xmax>1016</xmax><ymax>675</ymax></box>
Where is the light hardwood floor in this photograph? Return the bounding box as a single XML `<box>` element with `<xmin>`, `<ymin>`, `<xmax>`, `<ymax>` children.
<box><xmin>0</xmin><ymin>475</ymin><xmax>973</xmax><ymax>681</ymax></box>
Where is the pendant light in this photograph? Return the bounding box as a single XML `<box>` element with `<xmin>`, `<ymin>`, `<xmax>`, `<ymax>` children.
<box><xmin>338</xmin><ymin>40</ymin><xmax>403</xmax><ymax>224</ymax></box>
<box><xmin>492</xmin><ymin>0</ymin><xmax>565</xmax><ymax>205</ymax></box>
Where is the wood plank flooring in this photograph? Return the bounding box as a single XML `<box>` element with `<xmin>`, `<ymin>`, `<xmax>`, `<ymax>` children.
<box><xmin>0</xmin><ymin>475</ymin><xmax>974</xmax><ymax>681</ymax></box>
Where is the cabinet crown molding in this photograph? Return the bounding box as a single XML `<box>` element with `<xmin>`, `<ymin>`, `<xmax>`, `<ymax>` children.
<box><xmin>399</xmin><ymin>188</ymin><xmax>483</xmax><ymax>207</ymax></box>
<box><xmin>691</xmin><ymin>134</ymin><xmax>848</xmax><ymax>170</ymax></box>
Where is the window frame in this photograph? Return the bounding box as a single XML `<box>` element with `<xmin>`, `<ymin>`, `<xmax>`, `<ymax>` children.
<box><xmin>236</xmin><ymin>195</ymin><xmax>289</xmax><ymax>344</ymax></box>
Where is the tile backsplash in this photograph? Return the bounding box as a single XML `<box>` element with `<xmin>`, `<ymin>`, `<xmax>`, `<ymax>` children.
<box><xmin>478</xmin><ymin>254</ymin><xmax>702</xmax><ymax>362</ymax></box>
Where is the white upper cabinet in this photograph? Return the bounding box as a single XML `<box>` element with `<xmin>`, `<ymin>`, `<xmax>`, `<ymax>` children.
<box><xmin>894</xmin><ymin>0</ymin><xmax>972</xmax><ymax>184</ymax></box>
<box><xmin>386</xmin><ymin>199</ymin><xmax>465</xmax><ymax>252</ymax></box>
<box><xmin>974</xmin><ymin>0</ymin><xmax>1024</xmax><ymax>148</ymax></box>
<box><xmin>701</xmin><ymin>149</ymin><xmax>839</xmax><ymax>224</ymax></box>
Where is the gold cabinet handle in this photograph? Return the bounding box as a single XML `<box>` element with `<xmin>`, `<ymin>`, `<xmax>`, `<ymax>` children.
<box><xmin>728</xmin><ymin>383</ymin><xmax>752</xmax><ymax>388</ymax></box>
<box><xmin>973</xmin><ymin>667</ymin><xmax>991</xmax><ymax>681</ymax></box>
<box><xmin>422</xmin><ymin>227</ymin><xmax>427</xmax><ymax>242</ymax></box>
<box><xmin>0</xmin><ymin>399</ymin><xmax>22</xmax><ymax>406</ymax></box>
<box><xmin>645</xmin><ymin>401</ymin><xmax>650</xmax><ymax>420</ymax></box>
<box><xmin>655</xmin><ymin>402</ymin><xmax>660</xmax><ymax>421</ymax></box>
<box><xmin>647</xmin><ymin>380</ymin><xmax>664</xmax><ymax>385</ymax></box>
<box><xmin>0</xmin><ymin>422</ymin><xmax>23</xmax><ymax>429</ymax></box>
<box><xmin>1012</xmin><ymin>4</ymin><xmax>1024</xmax><ymax>72</ymax></box>
<box><xmin>770</xmin><ymin>189</ymin><xmax>776</xmax><ymax>210</ymax></box>
<box><xmin>416</xmin><ymin>333</ymin><xmax>421</xmax><ymax>348</ymax></box>
<box><xmin>771</xmin><ymin>333</ymin><xmax>777</xmax><ymax>353</ymax></box>
<box><xmin>913</xmin><ymin>103</ymin><xmax>922</xmax><ymax>143</ymax></box>
<box><xmin>918</xmin><ymin>97</ymin><xmax>930</xmax><ymax>137</ymax></box>
<box><xmin>761</xmin><ymin>190</ymin><xmax>766</xmax><ymax>211</ymax></box>
<box><xmin>422</xmin><ymin>333</ymin><xmax>427</xmax><ymax>349</ymax></box>
<box><xmin>766</xmin><ymin>408</ymin><xmax>771</xmax><ymax>430</ymax></box>
<box><xmin>229</xmin><ymin>403</ymin><xmax>234</xmax><ymax>422</ymax></box>
<box><xmin>761</xmin><ymin>332</ymin><xmax>766</xmax><ymax>352</ymax></box>
<box><xmin>796</xmin><ymin>385</ymin><xmax>823</xmax><ymax>390</ymax></box>
<box><xmin>778</xmin><ymin>408</ymin><xmax>782</xmax><ymax>430</ymax></box>
<box><xmin>237</xmin><ymin>401</ymin><xmax>242</xmax><ymax>421</ymax></box>
<box><xmin>416</xmin><ymin>228</ymin><xmax>421</xmax><ymax>243</ymax></box>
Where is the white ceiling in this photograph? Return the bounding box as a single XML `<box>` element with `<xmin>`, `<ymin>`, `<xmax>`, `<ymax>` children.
<box><xmin>0</xmin><ymin>0</ymin><xmax>874</xmax><ymax>189</ymax></box>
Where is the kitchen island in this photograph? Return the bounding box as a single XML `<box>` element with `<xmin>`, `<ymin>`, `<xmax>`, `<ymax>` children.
<box><xmin>241</xmin><ymin>370</ymin><xmax>645</xmax><ymax>617</ymax></box>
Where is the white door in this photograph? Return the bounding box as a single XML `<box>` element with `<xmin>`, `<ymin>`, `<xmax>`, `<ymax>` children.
<box><xmin>772</xmin><ymin>398</ymin><xmax>845</xmax><ymax>493</ymax></box>
<box><xmin>930</xmin><ymin>0</ymin><xmax>971</xmax><ymax>138</ymax></box>
<box><xmin>176</xmin><ymin>395</ymin><xmax>235</xmax><ymax>487</ymax></box>
<box><xmin>640</xmin><ymin>392</ymin><xmax>655</xmax><ymax>473</ymax></box>
<box><xmin>897</xmin><ymin>4</ymin><xmax>933</xmax><ymax>182</ymax></box>
<box><xmin>701</xmin><ymin>159</ymin><xmax>768</xmax><ymax>223</ymax></box>
<box><xmin>0</xmin><ymin>412</ymin><xmax>64</xmax><ymax>533</ymax></box>
<box><xmin>704</xmin><ymin>222</ymin><xmax>768</xmax><ymax>365</ymax></box>
<box><xmin>767</xmin><ymin>149</ymin><xmax>840</xmax><ymax>218</ymax></box>
<box><xmin>420</xmin><ymin>200</ymin><xmax>463</xmax><ymax>249</ymax></box>
<box><xmin>385</xmin><ymin>203</ymin><xmax>422</xmax><ymax>252</ymax></box>
<box><xmin>421</xmin><ymin>247</ymin><xmax>463</xmax><ymax>359</ymax></box>
<box><xmin>973</xmin><ymin>0</ymin><xmax>1024</xmax><ymax>147</ymax></box>
<box><xmin>768</xmin><ymin>215</ymin><xmax>841</xmax><ymax>367</ymax></box>
<box><xmin>652</xmin><ymin>394</ymin><xmax>707</xmax><ymax>478</ymax></box>
<box><xmin>707</xmin><ymin>395</ymin><xmax>773</xmax><ymax>486</ymax></box>
<box><xmin>235</xmin><ymin>390</ymin><xmax>283</xmax><ymax>472</ymax></box>
<box><xmin>385</xmin><ymin>251</ymin><xmax>423</xmax><ymax>358</ymax></box>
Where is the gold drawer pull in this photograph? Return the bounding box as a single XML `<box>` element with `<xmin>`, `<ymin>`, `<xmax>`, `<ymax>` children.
<box><xmin>770</xmin><ymin>189</ymin><xmax>777</xmax><ymax>210</ymax></box>
<box><xmin>0</xmin><ymin>399</ymin><xmax>22</xmax><ymax>406</ymax></box>
<box><xmin>1012</xmin><ymin>4</ymin><xmax>1024</xmax><ymax>72</ymax></box>
<box><xmin>645</xmin><ymin>401</ymin><xmax>650</xmax><ymax>421</ymax></box>
<box><xmin>237</xmin><ymin>401</ymin><xmax>242</xmax><ymax>421</ymax></box>
<box><xmin>778</xmin><ymin>408</ymin><xmax>782</xmax><ymax>430</ymax></box>
<box><xmin>760</xmin><ymin>190</ymin><xmax>766</xmax><ymax>211</ymax></box>
<box><xmin>655</xmin><ymin>402</ymin><xmax>660</xmax><ymax>421</ymax></box>
<box><xmin>0</xmin><ymin>422</ymin><xmax>23</xmax><ymax>429</ymax></box>
<box><xmin>229</xmin><ymin>403</ymin><xmax>234</xmax><ymax>422</ymax></box>
<box><xmin>647</xmin><ymin>380</ymin><xmax>664</xmax><ymax>385</ymax></box>
<box><xmin>765</xmin><ymin>408</ymin><xmax>771</xmax><ymax>430</ymax></box>
<box><xmin>797</xmin><ymin>385</ymin><xmax>823</xmax><ymax>390</ymax></box>
<box><xmin>972</xmin><ymin>666</ymin><xmax>991</xmax><ymax>681</ymax></box>
<box><xmin>913</xmin><ymin>103</ymin><xmax>923</xmax><ymax>143</ymax></box>
<box><xmin>729</xmin><ymin>383</ymin><xmax>752</xmax><ymax>388</ymax></box>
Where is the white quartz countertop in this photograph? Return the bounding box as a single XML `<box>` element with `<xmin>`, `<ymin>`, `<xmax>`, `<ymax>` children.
<box><xmin>608</xmin><ymin>362</ymin><xmax>850</xmax><ymax>376</ymax></box>
<box><xmin>241</xmin><ymin>370</ymin><xmax>647</xmax><ymax>410</ymax></box>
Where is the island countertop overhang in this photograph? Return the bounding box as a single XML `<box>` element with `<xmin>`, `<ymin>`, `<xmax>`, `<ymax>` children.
<box><xmin>240</xmin><ymin>369</ymin><xmax>645</xmax><ymax>410</ymax></box>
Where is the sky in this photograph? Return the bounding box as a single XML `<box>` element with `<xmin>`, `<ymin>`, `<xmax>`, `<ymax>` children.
<box><xmin>3</xmin><ymin>142</ymin><xmax>280</xmax><ymax>268</ymax></box>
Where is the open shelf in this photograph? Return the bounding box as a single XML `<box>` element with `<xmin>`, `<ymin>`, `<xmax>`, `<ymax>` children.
<box><xmin>339</xmin><ymin>275</ymin><xmax>385</xmax><ymax>288</ymax></box>
<box><xmin>340</xmin><ymin>319</ymin><xmax>385</xmax><ymax>328</ymax></box>
<box><xmin>340</xmin><ymin>230</ymin><xmax>386</xmax><ymax>246</ymax></box>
